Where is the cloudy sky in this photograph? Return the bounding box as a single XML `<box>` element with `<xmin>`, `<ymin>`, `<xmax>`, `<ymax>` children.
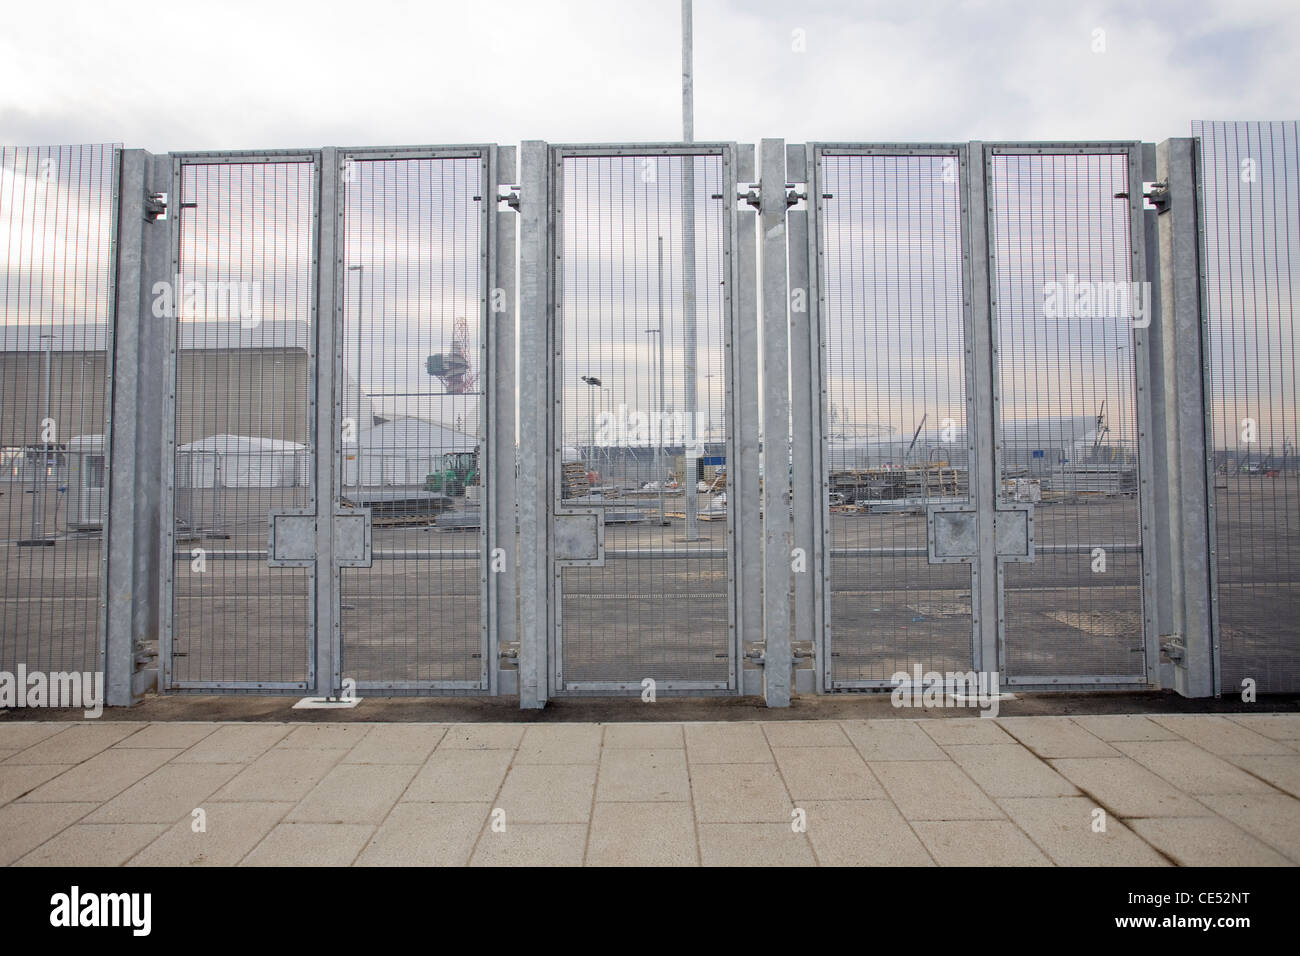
<box><xmin>1</xmin><ymin>0</ymin><xmax>1297</xmax><ymax>151</ymax></box>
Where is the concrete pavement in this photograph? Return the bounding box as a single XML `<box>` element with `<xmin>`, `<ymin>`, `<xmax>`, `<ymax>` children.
<box><xmin>0</xmin><ymin>714</ymin><xmax>1296</xmax><ymax>866</ymax></box>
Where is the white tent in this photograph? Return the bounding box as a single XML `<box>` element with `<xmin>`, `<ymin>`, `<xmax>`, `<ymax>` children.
<box><xmin>177</xmin><ymin>435</ymin><xmax>306</xmax><ymax>488</ymax></box>
<box><xmin>343</xmin><ymin>417</ymin><xmax>476</xmax><ymax>487</ymax></box>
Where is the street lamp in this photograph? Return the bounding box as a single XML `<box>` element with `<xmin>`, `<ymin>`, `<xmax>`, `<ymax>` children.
<box><xmin>580</xmin><ymin>375</ymin><xmax>601</xmax><ymax>468</ymax></box>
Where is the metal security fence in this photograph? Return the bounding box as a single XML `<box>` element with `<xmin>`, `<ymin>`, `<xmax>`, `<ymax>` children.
<box><xmin>1197</xmin><ymin>120</ymin><xmax>1300</xmax><ymax>694</ymax></box>
<box><xmin>0</xmin><ymin>129</ymin><xmax>1294</xmax><ymax>707</ymax></box>
<box><xmin>0</xmin><ymin>144</ymin><xmax>118</xmax><ymax>677</ymax></box>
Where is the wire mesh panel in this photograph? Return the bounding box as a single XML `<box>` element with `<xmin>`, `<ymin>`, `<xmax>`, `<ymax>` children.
<box><xmin>554</xmin><ymin>148</ymin><xmax>733</xmax><ymax>690</ymax></box>
<box><xmin>1197</xmin><ymin>120</ymin><xmax>1300</xmax><ymax>694</ymax></box>
<box><xmin>0</xmin><ymin>144</ymin><xmax>117</xmax><ymax>677</ymax></box>
<box><xmin>338</xmin><ymin>151</ymin><xmax>488</xmax><ymax>690</ymax></box>
<box><xmin>816</xmin><ymin>149</ymin><xmax>973</xmax><ymax>685</ymax></box>
<box><xmin>168</xmin><ymin>157</ymin><xmax>316</xmax><ymax>688</ymax></box>
<box><xmin>988</xmin><ymin>148</ymin><xmax>1146</xmax><ymax>680</ymax></box>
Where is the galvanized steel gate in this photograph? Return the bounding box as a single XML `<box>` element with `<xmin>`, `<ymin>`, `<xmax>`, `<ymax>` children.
<box><xmin>160</xmin><ymin>146</ymin><xmax>515</xmax><ymax>696</ymax></box>
<box><xmin>796</xmin><ymin>142</ymin><xmax>1157</xmax><ymax>692</ymax></box>
<box><xmin>517</xmin><ymin>142</ymin><xmax>758</xmax><ymax>701</ymax></box>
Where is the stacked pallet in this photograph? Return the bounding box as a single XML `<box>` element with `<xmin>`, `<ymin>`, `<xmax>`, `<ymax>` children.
<box><xmin>562</xmin><ymin>462</ymin><xmax>590</xmax><ymax>498</ymax></box>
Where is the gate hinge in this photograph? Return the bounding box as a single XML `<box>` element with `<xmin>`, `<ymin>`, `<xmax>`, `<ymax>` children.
<box><xmin>1160</xmin><ymin>635</ymin><xmax>1185</xmax><ymax>662</ymax></box>
<box><xmin>499</xmin><ymin>641</ymin><xmax>520</xmax><ymax>661</ymax></box>
<box><xmin>498</xmin><ymin>185</ymin><xmax>521</xmax><ymax>212</ymax></box>
<box><xmin>786</xmin><ymin>183</ymin><xmax>808</xmax><ymax>208</ymax></box>
<box><xmin>744</xmin><ymin>646</ymin><xmax>765</xmax><ymax>664</ymax></box>
<box><xmin>791</xmin><ymin>640</ymin><xmax>815</xmax><ymax>662</ymax></box>
<box><xmin>1145</xmin><ymin>179</ymin><xmax>1171</xmax><ymax>213</ymax></box>
<box><xmin>144</xmin><ymin>190</ymin><xmax>168</xmax><ymax>221</ymax></box>
<box><xmin>738</xmin><ymin>184</ymin><xmax>761</xmax><ymax>210</ymax></box>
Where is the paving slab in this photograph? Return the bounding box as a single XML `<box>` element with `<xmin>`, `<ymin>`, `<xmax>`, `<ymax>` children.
<box><xmin>1198</xmin><ymin>793</ymin><xmax>1300</xmax><ymax>863</ymax></box>
<box><xmin>172</xmin><ymin>724</ymin><xmax>290</xmax><ymax>764</ymax></box>
<box><xmin>286</xmin><ymin>763</ymin><xmax>418</xmax><ymax>824</ymax></box>
<box><xmin>110</xmin><ymin>722</ymin><xmax>220</xmax><ymax>750</ymax></box>
<box><xmin>801</xmin><ymin>799</ymin><xmax>934</xmax><ymax>866</ymax></box>
<box><xmin>762</xmin><ymin>721</ymin><xmax>850</xmax><ymax>748</ymax></box>
<box><xmin>126</xmin><ymin>802</ymin><xmax>293</xmax><ymax>866</ymax></box>
<box><xmin>354</xmin><ymin>803</ymin><xmax>489</xmax><ymax>866</ymax></box>
<box><xmin>1148</xmin><ymin>715</ymin><xmax>1297</xmax><ymax>756</ymax></box>
<box><xmin>84</xmin><ymin>762</ymin><xmax>243</xmax><ymax>824</ymax></box>
<box><xmin>586</xmin><ymin>802</ymin><xmax>697</xmax><ymax>866</ymax></box>
<box><xmin>3</xmin><ymin>723</ymin><xmax>139</xmax><ymax>765</ymax></box>
<box><xmin>515</xmin><ymin>724</ymin><xmax>603</xmax><ymax>764</ymax></box>
<box><xmin>1070</xmin><ymin>715</ymin><xmax>1182</xmax><ymax>742</ymax></box>
<box><xmin>595</xmin><ymin>748</ymin><xmax>691</xmax><ymax>802</ymax></box>
<box><xmin>998</xmin><ymin>796</ymin><xmax>1169</xmax><ymax>866</ymax></box>
<box><xmin>684</xmin><ymin>722</ymin><xmax>773</xmax><ymax>764</ymax></box>
<box><xmin>1049</xmin><ymin>757</ymin><xmax>1214</xmax><ymax>819</ymax></box>
<box><xmin>240</xmin><ymin>823</ymin><xmax>374</xmax><ymax>866</ymax></box>
<box><xmin>403</xmin><ymin>749</ymin><xmax>513</xmax><ymax>802</ymax></box>
<box><xmin>0</xmin><ymin>762</ymin><xmax>72</xmax><ymax>807</ymax></box>
<box><xmin>0</xmin><ymin>723</ymin><xmax>68</xmax><ymax>752</ymax></box>
<box><xmin>1128</xmin><ymin>817</ymin><xmax>1293</xmax><ymax>866</ymax></box>
<box><xmin>913</xmin><ymin>820</ymin><xmax>1053</xmax><ymax>867</ymax></box>
<box><xmin>945</xmin><ymin>744</ymin><xmax>1079</xmax><ymax>798</ymax></box>
<box><xmin>343</xmin><ymin>725</ymin><xmax>446</xmax><ymax>764</ymax></box>
<box><xmin>209</xmin><ymin>748</ymin><xmax>347</xmax><ymax>803</ymax></box>
<box><xmin>470</xmin><ymin>823</ymin><xmax>587</xmax><ymax>866</ymax></box>
<box><xmin>15</xmin><ymin>823</ymin><xmax>169</xmax><ymax>867</ymax></box>
<box><xmin>20</xmin><ymin>747</ymin><xmax>181</xmax><ymax>803</ymax></box>
<box><xmin>920</xmin><ymin>717</ymin><xmax>1013</xmax><ymax>746</ymax></box>
<box><xmin>698</xmin><ymin>823</ymin><xmax>816</xmax><ymax>866</ymax></box>
<box><xmin>602</xmin><ymin>723</ymin><xmax>684</xmax><ymax>750</ymax></box>
<box><xmin>1224</xmin><ymin>714</ymin><xmax>1300</xmax><ymax>742</ymax></box>
<box><xmin>276</xmin><ymin>724</ymin><xmax>372</xmax><ymax>751</ymax></box>
<box><xmin>0</xmin><ymin>802</ymin><xmax>95</xmax><ymax>866</ymax></box>
<box><xmin>690</xmin><ymin>763</ymin><xmax>792</xmax><ymax>823</ymax></box>
<box><xmin>996</xmin><ymin>717</ymin><xmax>1118</xmax><ymax>758</ymax></box>
<box><xmin>839</xmin><ymin>719</ymin><xmax>947</xmax><ymax>761</ymax></box>
<box><xmin>1223</xmin><ymin>754</ymin><xmax>1300</xmax><ymax>798</ymax></box>
<box><xmin>495</xmin><ymin>764</ymin><xmax>597</xmax><ymax>823</ymax></box>
<box><xmin>870</xmin><ymin>761</ymin><xmax>1003</xmax><ymax>820</ymax></box>
<box><xmin>772</xmin><ymin>746</ymin><xmax>884</xmax><ymax>801</ymax></box>
<box><xmin>437</xmin><ymin>724</ymin><xmax>525</xmax><ymax>750</ymax></box>
<box><xmin>1114</xmin><ymin>740</ymin><xmax>1277</xmax><ymax>795</ymax></box>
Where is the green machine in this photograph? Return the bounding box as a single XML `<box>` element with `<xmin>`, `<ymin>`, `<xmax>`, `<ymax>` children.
<box><xmin>425</xmin><ymin>451</ymin><xmax>478</xmax><ymax>496</ymax></box>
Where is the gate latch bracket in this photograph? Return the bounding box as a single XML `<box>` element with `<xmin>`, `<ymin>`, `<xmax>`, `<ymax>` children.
<box><xmin>267</xmin><ymin>508</ymin><xmax>372</xmax><ymax>568</ymax></box>
<box><xmin>553</xmin><ymin>509</ymin><xmax>605</xmax><ymax>567</ymax></box>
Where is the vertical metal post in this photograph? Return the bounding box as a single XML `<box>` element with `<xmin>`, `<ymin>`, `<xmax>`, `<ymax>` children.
<box><xmin>1153</xmin><ymin>138</ymin><xmax>1216</xmax><ymax>697</ymax></box>
<box><xmin>656</xmin><ymin>236</ymin><xmax>667</xmax><ymax>524</ymax></box>
<box><xmin>517</xmin><ymin>141</ymin><xmax>550</xmax><ymax>708</ymax></box>
<box><xmin>489</xmin><ymin>145</ymin><xmax>518</xmax><ymax>696</ymax></box>
<box><xmin>680</xmin><ymin>1</ymin><xmax>699</xmax><ymax>537</ymax></box>
<box><xmin>733</xmin><ymin>143</ymin><xmax>762</xmax><ymax>693</ymax></box>
<box><xmin>785</xmin><ymin>144</ymin><xmax>815</xmax><ymax>692</ymax></box>
<box><xmin>317</xmin><ymin>147</ymin><xmax>340</xmax><ymax>697</ymax></box>
<box><xmin>681</xmin><ymin>0</ymin><xmax>693</xmax><ymax>143</ymax></box>
<box><xmin>759</xmin><ymin>138</ymin><xmax>791</xmax><ymax>706</ymax></box>
<box><xmin>105</xmin><ymin>149</ymin><xmax>167</xmax><ymax>706</ymax></box>
<box><xmin>967</xmin><ymin>143</ymin><xmax>1000</xmax><ymax>675</ymax></box>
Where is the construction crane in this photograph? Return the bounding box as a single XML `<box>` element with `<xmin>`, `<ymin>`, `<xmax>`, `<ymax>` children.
<box><xmin>424</xmin><ymin>317</ymin><xmax>476</xmax><ymax>394</ymax></box>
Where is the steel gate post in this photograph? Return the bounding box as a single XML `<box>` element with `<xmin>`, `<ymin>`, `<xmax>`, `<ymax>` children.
<box><xmin>1150</xmin><ymin>138</ymin><xmax>1217</xmax><ymax>697</ymax></box>
<box><xmin>759</xmin><ymin>139</ymin><xmax>792</xmax><ymax>706</ymax></box>
<box><xmin>517</xmin><ymin>141</ymin><xmax>551</xmax><ymax>708</ymax></box>
<box><xmin>490</xmin><ymin>146</ymin><xmax>519</xmax><ymax>696</ymax></box>
<box><xmin>734</xmin><ymin>144</ymin><xmax>763</xmax><ymax>694</ymax></box>
<box><xmin>966</xmin><ymin>143</ymin><xmax>1000</xmax><ymax>675</ymax></box>
<box><xmin>785</xmin><ymin>144</ymin><xmax>817</xmax><ymax>694</ymax></box>
<box><xmin>104</xmin><ymin>150</ymin><xmax>169</xmax><ymax>706</ymax></box>
<box><xmin>316</xmin><ymin>147</ymin><xmax>341</xmax><ymax>698</ymax></box>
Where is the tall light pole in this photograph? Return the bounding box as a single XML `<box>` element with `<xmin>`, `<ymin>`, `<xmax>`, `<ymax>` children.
<box><xmin>348</xmin><ymin>264</ymin><xmax>363</xmax><ymax>487</ymax></box>
<box><xmin>680</xmin><ymin>0</ymin><xmax>699</xmax><ymax>540</ymax></box>
<box><xmin>580</xmin><ymin>375</ymin><xmax>601</xmax><ymax>472</ymax></box>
